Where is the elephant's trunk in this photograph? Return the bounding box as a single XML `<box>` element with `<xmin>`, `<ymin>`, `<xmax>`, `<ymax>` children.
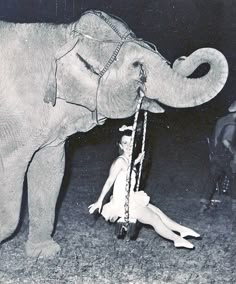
<box><xmin>144</xmin><ymin>47</ymin><xmax>228</xmax><ymax>108</ymax></box>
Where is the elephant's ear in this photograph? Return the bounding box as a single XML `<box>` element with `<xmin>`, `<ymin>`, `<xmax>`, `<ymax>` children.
<box><xmin>44</xmin><ymin>38</ymin><xmax>81</xmax><ymax>107</ymax></box>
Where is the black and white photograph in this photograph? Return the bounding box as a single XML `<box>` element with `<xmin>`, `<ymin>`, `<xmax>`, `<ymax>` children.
<box><xmin>0</xmin><ymin>0</ymin><xmax>235</xmax><ymax>283</ymax></box>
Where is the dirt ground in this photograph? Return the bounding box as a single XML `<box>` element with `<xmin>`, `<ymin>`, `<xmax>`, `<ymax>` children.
<box><xmin>0</xmin><ymin>113</ymin><xmax>235</xmax><ymax>284</ymax></box>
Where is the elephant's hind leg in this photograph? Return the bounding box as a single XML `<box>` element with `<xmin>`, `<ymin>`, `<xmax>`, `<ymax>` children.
<box><xmin>26</xmin><ymin>143</ymin><xmax>65</xmax><ymax>258</ymax></box>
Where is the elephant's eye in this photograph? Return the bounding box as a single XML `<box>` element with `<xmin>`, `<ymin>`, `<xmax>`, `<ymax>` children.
<box><xmin>76</xmin><ymin>53</ymin><xmax>99</xmax><ymax>76</ymax></box>
<box><xmin>133</xmin><ymin>61</ymin><xmax>140</xmax><ymax>67</ymax></box>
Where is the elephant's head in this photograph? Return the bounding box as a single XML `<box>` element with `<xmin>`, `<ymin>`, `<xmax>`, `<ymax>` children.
<box><xmin>45</xmin><ymin>10</ymin><xmax>228</xmax><ymax>120</ymax></box>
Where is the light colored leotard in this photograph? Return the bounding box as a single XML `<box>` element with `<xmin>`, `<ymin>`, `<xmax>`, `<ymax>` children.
<box><xmin>101</xmin><ymin>155</ymin><xmax>150</xmax><ymax>222</ymax></box>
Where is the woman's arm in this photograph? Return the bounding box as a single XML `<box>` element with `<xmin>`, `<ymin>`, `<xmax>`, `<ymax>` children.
<box><xmin>134</xmin><ymin>151</ymin><xmax>145</xmax><ymax>166</ymax></box>
<box><xmin>222</xmin><ymin>125</ymin><xmax>236</xmax><ymax>154</ymax></box>
<box><xmin>88</xmin><ymin>158</ymin><xmax>125</xmax><ymax>214</ymax></box>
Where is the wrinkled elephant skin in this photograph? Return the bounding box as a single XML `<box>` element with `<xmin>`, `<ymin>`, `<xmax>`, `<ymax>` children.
<box><xmin>0</xmin><ymin>10</ymin><xmax>228</xmax><ymax>257</ymax></box>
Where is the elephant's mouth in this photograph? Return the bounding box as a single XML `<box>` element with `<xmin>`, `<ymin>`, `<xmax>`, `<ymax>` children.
<box><xmin>98</xmin><ymin>117</ymin><xmax>106</xmax><ymax>125</ymax></box>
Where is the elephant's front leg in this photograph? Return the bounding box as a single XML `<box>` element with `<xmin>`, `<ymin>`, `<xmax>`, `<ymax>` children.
<box><xmin>0</xmin><ymin>155</ymin><xmax>29</xmax><ymax>243</ymax></box>
<box><xmin>26</xmin><ymin>143</ymin><xmax>65</xmax><ymax>257</ymax></box>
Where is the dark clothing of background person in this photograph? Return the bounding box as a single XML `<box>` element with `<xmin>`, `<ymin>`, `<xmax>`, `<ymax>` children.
<box><xmin>200</xmin><ymin>113</ymin><xmax>236</xmax><ymax>211</ymax></box>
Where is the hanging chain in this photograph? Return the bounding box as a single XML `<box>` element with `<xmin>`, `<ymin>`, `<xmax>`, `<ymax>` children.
<box><xmin>123</xmin><ymin>91</ymin><xmax>145</xmax><ymax>230</ymax></box>
<box><xmin>135</xmin><ymin>111</ymin><xmax>148</xmax><ymax>192</ymax></box>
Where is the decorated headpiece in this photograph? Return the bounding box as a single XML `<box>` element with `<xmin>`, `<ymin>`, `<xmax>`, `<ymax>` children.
<box><xmin>119</xmin><ymin>125</ymin><xmax>133</xmax><ymax>132</ymax></box>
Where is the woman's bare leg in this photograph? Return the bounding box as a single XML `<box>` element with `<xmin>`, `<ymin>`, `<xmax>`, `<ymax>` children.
<box><xmin>147</xmin><ymin>204</ymin><xmax>200</xmax><ymax>238</ymax></box>
<box><xmin>135</xmin><ymin>206</ymin><xmax>194</xmax><ymax>249</ymax></box>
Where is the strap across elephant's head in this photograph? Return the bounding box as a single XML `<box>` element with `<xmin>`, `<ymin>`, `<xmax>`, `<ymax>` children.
<box><xmin>44</xmin><ymin>10</ymin><xmax>138</xmax><ymax>111</ymax></box>
<box><xmin>44</xmin><ymin>10</ymin><xmax>165</xmax><ymax>121</ymax></box>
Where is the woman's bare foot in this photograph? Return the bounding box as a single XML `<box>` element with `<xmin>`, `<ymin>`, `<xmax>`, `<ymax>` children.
<box><xmin>180</xmin><ymin>228</ymin><xmax>200</xmax><ymax>238</ymax></box>
<box><xmin>174</xmin><ymin>237</ymin><xmax>194</xmax><ymax>249</ymax></box>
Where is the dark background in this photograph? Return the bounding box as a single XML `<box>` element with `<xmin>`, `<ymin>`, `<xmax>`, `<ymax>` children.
<box><xmin>0</xmin><ymin>0</ymin><xmax>235</xmax><ymax>140</ymax></box>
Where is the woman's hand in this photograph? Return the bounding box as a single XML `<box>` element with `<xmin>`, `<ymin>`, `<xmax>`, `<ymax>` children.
<box><xmin>134</xmin><ymin>151</ymin><xmax>145</xmax><ymax>165</ymax></box>
<box><xmin>88</xmin><ymin>200</ymin><xmax>103</xmax><ymax>214</ymax></box>
<box><xmin>223</xmin><ymin>139</ymin><xmax>231</xmax><ymax>149</ymax></box>
<box><xmin>223</xmin><ymin>139</ymin><xmax>236</xmax><ymax>155</ymax></box>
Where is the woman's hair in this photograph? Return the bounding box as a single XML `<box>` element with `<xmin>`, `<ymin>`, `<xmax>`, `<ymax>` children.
<box><xmin>118</xmin><ymin>129</ymin><xmax>132</xmax><ymax>143</ymax></box>
<box><xmin>117</xmin><ymin>129</ymin><xmax>132</xmax><ymax>155</ymax></box>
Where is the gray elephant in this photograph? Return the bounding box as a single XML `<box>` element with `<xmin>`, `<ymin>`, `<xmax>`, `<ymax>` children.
<box><xmin>0</xmin><ymin>10</ymin><xmax>228</xmax><ymax>257</ymax></box>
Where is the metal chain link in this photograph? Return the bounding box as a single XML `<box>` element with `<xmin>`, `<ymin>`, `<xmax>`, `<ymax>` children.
<box><xmin>86</xmin><ymin>10</ymin><xmax>133</xmax><ymax>79</ymax></box>
<box><xmin>123</xmin><ymin>92</ymin><xmax>145</xmax><ymax>230</ymax></box>
<box><xmin>135</xmin><ymin>111</ymin><xmax>148</xmax><ymax>192</ymax></box>
<box><xmin>92</xmin><ymin>11</ymin><xmax>124</xmax><ymax>38</ymax></box>
<box><xmin>98</xmin><ymin>30</ymin><xmax>131</xmax><ymax>79</ymax></box>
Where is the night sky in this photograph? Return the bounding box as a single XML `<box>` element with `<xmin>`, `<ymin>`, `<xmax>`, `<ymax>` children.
<box><xmin>0</xmin><ymin>0</ymin><xmax>235</xmax><ymax>122</ymax></box>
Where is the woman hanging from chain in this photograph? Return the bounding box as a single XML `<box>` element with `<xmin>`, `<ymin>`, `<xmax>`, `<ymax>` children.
<box><xmin>88</xmin><ymin>126</ymin><xmax>200</xmax><ymax>249</ymax></box>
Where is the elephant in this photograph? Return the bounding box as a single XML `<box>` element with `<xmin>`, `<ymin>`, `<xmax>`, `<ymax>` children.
<box><xmin>0</xmin><ymin>9</ymin><xmax>228</xmax><ymax>257</ymax></box>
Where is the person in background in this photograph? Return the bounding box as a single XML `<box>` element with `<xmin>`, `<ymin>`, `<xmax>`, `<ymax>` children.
<box><xmin>89</xmin><ymin>126</ymin><xmax>200</xmax><ymax>249</ymax></box>
<box><xmin>200</xmin><ymin>103</ymin><xmax>236</xmax><ymax>222</ymax></box>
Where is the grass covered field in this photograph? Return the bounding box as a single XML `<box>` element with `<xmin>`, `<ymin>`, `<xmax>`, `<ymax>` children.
<box><xmin>0</xmin><ymin>116</ymin><xmax>235</xmax><ymax>283</ymax></box>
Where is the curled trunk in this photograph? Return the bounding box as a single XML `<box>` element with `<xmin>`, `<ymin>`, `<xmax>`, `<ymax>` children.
<box><xmin>145</xmin><ymin>47</ymin><xmax>228</xmax><ymax>108</ymax></box>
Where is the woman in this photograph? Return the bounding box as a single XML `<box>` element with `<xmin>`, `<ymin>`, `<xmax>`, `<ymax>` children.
<box><xmin>89</xmin><ymin>126</ymin><xmax>200</xmax><ymax>249</ymax></box>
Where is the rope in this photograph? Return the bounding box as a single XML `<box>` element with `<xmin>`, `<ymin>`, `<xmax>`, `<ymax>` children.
<box><xmin>123</xmin><ymin>91</ymin><xmax>145</xmax><ymax>230</ymax></box>
<box><xmin>135</xmin><ymin>111</ymin><xmax>148</xmax><ymax>192</ymax></box>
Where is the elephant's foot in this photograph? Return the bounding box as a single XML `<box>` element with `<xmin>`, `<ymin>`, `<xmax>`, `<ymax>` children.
<box><xmin>25</xmin><ymin>239</ymin><xmax>61</xmax><ymax>258</ymax></box>
<box><xmin>0</xmin><ymin>221</ymin><xmax>19</xmax><ymax>243</ymax></box>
